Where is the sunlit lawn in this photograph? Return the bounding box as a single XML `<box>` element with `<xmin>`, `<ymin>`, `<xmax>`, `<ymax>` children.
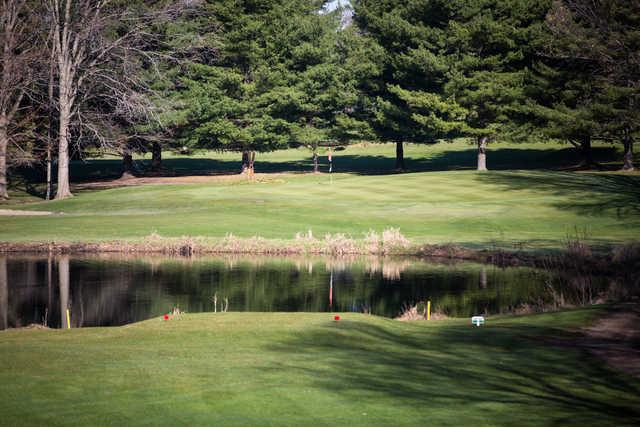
<box><xmin>1</xmin><ymin>141</ymin><xmax>639</xmax><ymax>249</ymax></box>
<box><xmin>1</xmin><ymin>309</ymin><xmax>638</xmax><ymax>426</ymax></box>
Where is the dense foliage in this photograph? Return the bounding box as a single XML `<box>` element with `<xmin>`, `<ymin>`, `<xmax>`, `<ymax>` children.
<box><xmin>0</xmin><ymin>0</ymin><xmax>638</xmax><ymax>199</ymax></box>
<box><xmin>158</xmin><ymin>0</ymin><xmax>381</xmax><ymax>172</ymax></box>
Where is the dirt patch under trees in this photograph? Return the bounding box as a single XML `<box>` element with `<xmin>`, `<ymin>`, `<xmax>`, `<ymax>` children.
<box><xmin>0</xmin><ymin>209</ymin><xmax>53</xmax><ymax>216</ymax></box>
<box><xmin>71</xmin><ymin>173</ymin><xmax>298</xmax><ymax>190</ymax></box>
<box><xmin>548</xmin><ymin>304</ymin><xmax>640</xmax><ymax>378</ymax></box>
<box><xmin>581</xmin><ymin>304</ymin><xmax>640</xmax><ymax>378</ymax></box>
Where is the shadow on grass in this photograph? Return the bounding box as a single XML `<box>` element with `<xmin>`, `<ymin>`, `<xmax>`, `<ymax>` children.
<box><xmin>477</xmin><ymin>171</ymin><xmax>640</xmax><ymax>218</ymax></box>
<box><xmin>5</xmin><ymin>174</ymin><xmax>47</xmax><ymax>200</ymax></box>
<box><xmin>397</xmin><ymin>145</ymin><xmax>619</xmax><ymax>174</ymax></box>
<box><xmin>267</xmin><ymin>317</ymin><xmax>640</xmax><ymax>424</ymax></box>
<box><xmin>4</xmin><ymin>145</ymin><xmax>623</xmax><ymax>197</ymax></box>
<box><xmin>68</xmin><ymin>145</ymin><xmax>620</xmax><ymax>178</ymax></box>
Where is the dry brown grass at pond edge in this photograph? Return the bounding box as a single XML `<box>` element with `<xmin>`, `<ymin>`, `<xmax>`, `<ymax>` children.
<box><xmin>1</xmin><ymin>232</ymin><xmax>639</xmax><ymax>271</ymax></box>
<box><xmin>0</xmin><ymin>229</ymin><xmax>423</xmax><ymax>256</ymax></box>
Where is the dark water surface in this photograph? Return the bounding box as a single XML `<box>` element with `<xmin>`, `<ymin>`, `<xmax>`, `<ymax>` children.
<box><xmin>0</xmin><ymin>254</ymin><xmax>601</xmax><ymax>329</ymax></box>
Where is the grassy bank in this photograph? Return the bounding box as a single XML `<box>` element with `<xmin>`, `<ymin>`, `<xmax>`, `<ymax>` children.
<box><xmin>1</xmin><ymin>141</ymin><xmax>639</xmax><ymax>250</ymax></box>
<box><xmin>1</xmin><ymin>309</ymin><xmax>639</xmax><ymax>426</ymax></box>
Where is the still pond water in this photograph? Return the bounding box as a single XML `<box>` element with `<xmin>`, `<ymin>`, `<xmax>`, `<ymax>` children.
<box><xmin>0</xmin><ymin>254</ymin><xmax>601</xmax><ymax>329</ymax></box>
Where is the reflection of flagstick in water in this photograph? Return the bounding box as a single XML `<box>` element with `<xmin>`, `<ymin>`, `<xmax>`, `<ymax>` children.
<box><xmin>329</xmin><ymin>270</ymin><xmax>333</xmax><ymax>310</ymax></box>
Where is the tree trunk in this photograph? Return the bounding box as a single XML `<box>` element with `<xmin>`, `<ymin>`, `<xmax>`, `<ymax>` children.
<box><xmin>248</xmin><ymin>151</ymin><xmax>255</xmax><ymax>175</ymax></box>
<box><xmin>313</xmin><ymin>150</ymin><xmax>319</xmax><ymax>173</ymax></box>
<box><xmin>121</xmin><ymin>145</ymin><xmax>135</xmax><ymax>179</ymax></box>
<box><xmin>46</xmin><ymin>47</ymin><xmax>55</xmax><ymax>201</ymax></box>
<box><xmin>477</xmin><ymin>136</ymin><xmax>488</xmax><ymax>171</ymax></box>
<box><xmin>46</xmin><ymin>144</ymin><xmax>53</xmax><ymax>200</ymax></box>
<box><xmin>59</xmin><ymin>255</ymin><xmax>70</xmax><ymax>329</ymax></box>
<box><xmin>241</xmin><ymin>151</ymin><xmax>250</xmax><ymax>174</ymax></box>
<box><xmin>151</xmin><ymin>141</ymin><xmax>162</xmax><ymax>172</ymax></box>
<box><xmin>622</xmin><ymin>134</ymin><xmax>634</xmax><ymax>171</ymax></box>
<box><xmin>395</xmin><ymin>142</ymin><xmax>405</xmax><ymax>171</ymax></box>
<box><xmin>0</xmin><ymin>119</ymin><xmax>8</xmax><ymax>199</ymax></box>
<box><xmin>122</xmin><ymin>153</ymin><xmax>134</xmax><ymax>178</ymax></box>
<box><xmin>55</xmin><ymin>102</ymin><xmax>73</xmax><ymax>199</ymax></box>
<box><xmin>54</xmin><ymin>13</ymin><xmax>75</xmax><ymax>200</ymax></box>
<box><xmin>578</xmin><ymin>135</ymin><xmax>595</xmax><ymax>169</ymax></box>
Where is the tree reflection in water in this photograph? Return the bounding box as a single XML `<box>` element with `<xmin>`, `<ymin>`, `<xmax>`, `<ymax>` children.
<box><xmin>0</xmin><ymin>254</ymin><xmax>622</xmax><ymax>329</ymax></box>
<box><xmin>0</xmin><ymin>256</ymin><xmax>7</xmax><ymax>330</ymax></box>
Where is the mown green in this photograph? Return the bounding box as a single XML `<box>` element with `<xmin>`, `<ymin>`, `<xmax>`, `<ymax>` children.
<box><xmin>2</xmin><ymin>141</ymin><xmax>639</xmax><ymax>249</ymax></box>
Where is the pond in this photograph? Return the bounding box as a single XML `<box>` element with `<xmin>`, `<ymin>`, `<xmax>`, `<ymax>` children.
<box><xmin>0</xmin><ymin>254</ymin><xmax>608</xmax><ymax>329</ymax></box>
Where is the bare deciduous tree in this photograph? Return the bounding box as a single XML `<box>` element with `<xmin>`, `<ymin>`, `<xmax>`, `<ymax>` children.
<box><xmin>0</xmin><ymin>0</ymin><xmax>38</xmax><ymax>199</ymax></box>
<box><xmin>46</xmin><ymin>0</ymin><xmax>186</xmax><ymax>199</ymax></box>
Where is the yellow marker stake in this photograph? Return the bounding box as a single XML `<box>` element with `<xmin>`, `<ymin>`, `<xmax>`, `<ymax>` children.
<box><xmin>427</xmin><ymin>301</ymin><xmax>431</xmax><ymax>321</ymax></box>
<box><xmin>66</xmin><ymin>309</ymin><xmax>71</xmax><ymax>329</ymax></box>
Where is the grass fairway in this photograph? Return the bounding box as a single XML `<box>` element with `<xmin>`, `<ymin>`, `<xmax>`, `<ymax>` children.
<box><xmin>1</xmin><ymin>141</ymin><xmax>639</xmax><ymax>249</ymax></box>
<box><xmin>1</xmin><ymin>309</ymin><xmax>639</xmax><ymax>426</ymax></box>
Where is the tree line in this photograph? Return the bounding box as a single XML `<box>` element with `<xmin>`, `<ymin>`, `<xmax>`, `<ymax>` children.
<box><xmin>0</xmin><ymin>0</ymin><xmax>637</xmax><ymax>200</ymax></box>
